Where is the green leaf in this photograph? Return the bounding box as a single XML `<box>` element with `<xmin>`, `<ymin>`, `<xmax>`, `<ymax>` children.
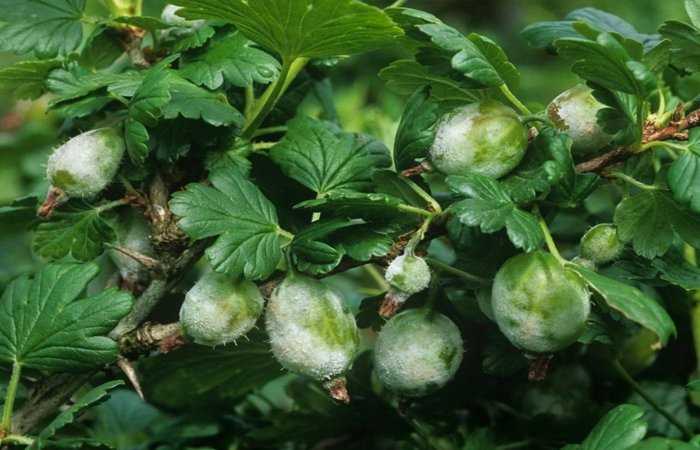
<box><xmin>521</xmin><ymin>20</ymin><xmax>578</xmax><ymax>50</ymax></box>
<box><xmin>335</xmin><ymin>226</ymin><xmax>395</xmax><ymax>262</ymax></box>
<box><xmin>418</xmin><ymin>23</ymin><xmax>518</xmax><ymax>88</ymax></box>
<box><xmin>379</xmin><ymin>59</ymin><xmax>482</xmax><ymax>103</ymax></box>
<box><xmin>614</xmin><ymin>190</ymin><xmax>700</xmax><ymax>259</ymax></box>
<box><xmin>0</xmin><ymin>60</ymin><xmax>61</xmax><ymax>100</ymax></box>
<box><xmin>452</xmin><ymin>33</ymin><xmax>519</xmax><ymax>88</ymax></box>
<box><xmin>391</xmin><ymin>88</ymin><xmax>445</xmax><ymax>171</ymax></box>
<box><xmin>129</xmin><ymin>67</ymin><xmax>172</xmax><ymax>128</ymax></box>
<box><xmin>651</xmin><ymin>255</ymin><xmax>700</xmax><ymax>290</ymax></box>
<box><xmin>180</xmin><ymin>31</ymin><xmax>280</xmax><ymax>90</ymax></box>
<box><xmin>577</xmin><ymin>404</ymin><xmax>647</xmax><ymax>450</ymax></box>
<box><xmin>571</xmin><ymin>266</ymin><xmax>676</xmax><ymax>346</ymax></box>
<box><xmin>591</xmin><ymin>83</ymin><xmax>641</xmax><ymax>146</ymax></box>
<box><xmin>630</xmin><ymin>438</ymin><xmax>698</xmax><ymax>450</ymax></box>
<box><xmin>32</xmin><ymin>206</ymin><xmax>117</xmax><ymax>262</ymax></box>
<box><xmin>269</xmin><ymin>116</ymin><xmax>389</xmax><ymax>196</ymax></box>
<box><xmin>170</xmin><ymin>25</ymin><xmax>217</xmax><ymax>53</ymax></box>
<box><xmin>47</xmin><ymin>68</ymin><xmax>141</xmax><ymax>106</ymax></box>
<box><xmin>0</xmin><ymin>262</ymin><xmax>133</xmax><ymax>372</ymax></box>
<box><xmin>447</xmin><ymin>173</ymin><xmax>544</xmax><ymax>252</ymax></box>
<box><xmin>0</xmin><ymin>0</ymin><xmax>86</xmax><ymax>57</ymax></box>
<box><xmin>170</xmin><ymin>0</ymin><xmax>403</xmax><ymax>61</ymax></box>
<box><xmin>687</xmin><ymin>0</ymin><xmax>700</xmax><ymax>28</ymax></box>
<box><xmin>501</xmin><ymin>127</ymin><xmax>571</xmax><ymax>203</ymax></box>
<box><xmin>659</xmin><ymin>20</ymin><xmax>700</xmax><ymax>72</ymax></box>
<box><xmin>170</xmin><ymin>167</ymin><xmax>282</xmax><ymax>280</ymax></box>
<box><xmin>0</xmin><ymin>196</ymin><xmax>39</xmax><ymax>227</ymax></box>
<box><xmin>555</xmin><ymin>34</ymin><xmax>655</xmax><ymax>97</ymax></box>
<box><xmin>33</xmin><ymin>380</ymin><xmax>125</xmax><ymax>448</ymax></box>
<box><xmin>140</xmin><ymin>330</ymin><xmax>280</xmax><ymax>409</ymax></box>
<box><xmin>290</xmin><ymin>218</ymin><xmax>359</xmax><ymax>275</ymax></box>
<box><xmin>628</xmin><ymin>382</ymin><xmax>692</xmax><ymax>439</ymax></box>
<box><xmin>296</xmin><ymin>191</ymin><xmax>425</xmax><ymax>221</ymax></box>
<box><xmin>669</xmin><ymin>129</ymin><xmax>700</xmax><ymax>213</ymax></box>
<box><xmin>124</xmin><ymin>120</ymin><xmax>150</xmax><ymax>166</ymax></box>
<box><xmin>163</xmin><ymin>72</ymin><xmax>244</xmax><ymax>127</ymax></box>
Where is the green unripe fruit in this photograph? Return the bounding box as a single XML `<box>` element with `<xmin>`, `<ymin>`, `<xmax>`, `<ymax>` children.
<box><xmin>180</xmin><ymin>272</ymin><xmax>264</xmax><ymax>347</ymax></box>
<box><xmin>108</xmin><ymin>211</ymin><xmax>154</xmax><ymax>283</ymax></box>
<box><xmin>429</xmin><ymin>100</ymin><xmax>528</xmax><ymax>179</ymax></box>
<box><xmin>46</xmin><ymin>128</ymin><xmax>125</xmax><ymax>198</ymax></box>
<box><xmin>548</xmin><ymin>85</ymin><xmax>612</xmax><ymax>156</ymax></box>
<box><xmin>580</xmin><ymin>223</ymin><xmax>624</xmax><ymax>265</ymax></box>
<box><xmin>374</xmin><ymin>309</ymin><xmax>463</xmax><ymax>397</ymax></box>
<box><xmin>385</xmin><ymin>254</ymin><xmax>431</xmax><ymax>296</ymax></box>
<box><xmin>266</xmin><ymin>274</ymin><xmax>360</xmax><ymax>381</ymax></box>
<box><xmin>492</xmin><ymin>252</ymin><xmax>591</xmax><ymax>354</ymax></box>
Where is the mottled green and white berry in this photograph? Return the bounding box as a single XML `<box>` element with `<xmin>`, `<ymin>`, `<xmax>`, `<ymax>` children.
<box><xmin>108</xmin><ymin>211</ymin><xmax>154</xmax><ymax>284</ymax></box>
<box><xmin>429</xmin><ymin>100</ymin><xmax>528</xmax><ymax>179</ymax></box>
<box><xmin>579</xmin><ymin>223</ymin><xmax>624</xmax><ymax>265</ymax></box>
<box><xmin>46</xmin><ymin>128</ymin><xmax>125</xmax><ymax>198</ymax></box>
<box><xmin>374</xmin><ymin>309</ymin><xmax>463</xmax><ymax>397</ymax></box>
<box><xmin>385</xmin><ymin>254</ymin><xmax>431</xmax><ymax>295</ymax></box>
<box><xmin>548</xmin><ymin>85</ymin><xmax>612</xmax><ymax>156</ymax></box>
<box><xmin>492</xmin><ymin>251</ymin><xmax>591</xmax><ymax>354</ymax></box>
<box><xmin>179</xmin><ymin>272</ymin><xmax>264</xmax><ymax>347</ymax></box>
<box><xmin>266</xmin><ymin>274</ymin><xmax>360</xmax><ymax>381</ymax></box>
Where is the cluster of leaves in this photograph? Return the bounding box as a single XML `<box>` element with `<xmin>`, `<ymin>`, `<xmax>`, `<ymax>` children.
<box><xmin>3</xmin><ymin>0</ymin><xmax>700</xmax><ymax>448</ymax></box>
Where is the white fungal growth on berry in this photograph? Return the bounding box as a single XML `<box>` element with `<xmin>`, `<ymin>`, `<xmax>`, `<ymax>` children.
<box><xmin>385</xmin><ymin>254</ymin><xmax>431</xmax><ymax>296</ymax></box>
<box><xmin>265</xmin><ymin>274</ymin><xmax>360</xmax><ymax>381</ymax></box>
<box><xmin>46</xmin><ymin>128</ymin><xmax>125</xmax><ymax>199</ymax></box>
<box><xmin>161</xmin><ymin>4</ymin><xmax>205</xmax><ymax>28</ymax></box>
<box><xmin>374</xmin><ymin>309</ymin><xmax>464</xmax><ymax>397</ymax></box>
<box><xmin>108</xmin><ymin>211</ymin><xmax>154</xmax><ymax>284</ymax></box>
<box><xmin>179</xmin><ymin>272</ymin><xmax>264</xmax><ymax>347</ymax></box>
<box><xmin>429</xmin><ymin>100</ymin><xmax>528</xmax><ymax>179</ymax></box>
<box><xmin>548</xmin><ymin>85</ymin><xmax>612</xmax><ymax>156</ymax></box>
<box><xmin>580</xmin><ymin>223</ymin><xmax>624</xmax><ymax>265</ymax></box>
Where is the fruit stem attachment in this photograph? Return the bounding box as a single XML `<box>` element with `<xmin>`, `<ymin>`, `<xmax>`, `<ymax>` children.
<box><xmin>37</xmin><ymin>186</ymin><xmax>67</xmax><ymax>218</ymax></box>
<box><xmin>611</xmin><ymin>359</ymin><xmax>693</xmax><ymax>440</ymax></box>
<box><xmin>499</xmin><ymin>84</ymin><xmax>532</xmax><ymax>116</ymax></box>
<box><xmin>536</xmin><ymin>212</ymin><xmax>564</xmax><ymax>265</ymax></box>
<box><xmin>1</xmin><ymin>362</ymin><xmax>22</xmax><ymax>435</ymax></box>
<box><xmin>609</xmin><ymin>172</ymin><xmax>661</xmax><ymax>191</ymax></box>
<box><xmin>323</xmin><ymin>377</ymin><xmax>350</xmax><ymax>404</ymax></box>
<box><xmin>425</xmin><ymin>258</ymin><xmax>491</xmax><ymax>286</ymax></box>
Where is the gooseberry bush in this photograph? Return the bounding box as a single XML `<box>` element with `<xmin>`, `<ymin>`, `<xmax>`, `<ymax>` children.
<box><xmin>5</xmin><ymin>0</ymin><xmax>700</xmax><ymax>448</ymax></box>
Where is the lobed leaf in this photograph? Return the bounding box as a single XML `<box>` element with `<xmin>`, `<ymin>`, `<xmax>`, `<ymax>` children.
<box><xmin>0</xmin><ymin>263</ymin><xmax>133</xmax><ymax>372</ymax></box>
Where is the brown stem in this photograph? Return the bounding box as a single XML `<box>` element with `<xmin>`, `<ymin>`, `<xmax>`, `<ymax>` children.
<box><xmin>119</xmin><ymin>322</ymin><xmax>184</xmax><ymax>357</ymax></box>
<box><xmin>37</xmin><ymin>186</ymin><xmax>66</xmax><ymax>219</ymax></box>
<box><xmin>576</xmin><ymin>108</ymin><xmax>700</xmax><ymax>174</ymax></box>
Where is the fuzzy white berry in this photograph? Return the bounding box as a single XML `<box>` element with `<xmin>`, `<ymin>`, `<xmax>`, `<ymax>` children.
<box><xmin>580</xmin><ymin>223</ymin><xmax>625</xmax><ymax>265</ymax></box>
<box><xmin>265</xmin><ymin>274</ymin><xmax>360</xmax><ymax>381</ymax></box>
<box><xmin>548</xmin><ymin>85</ymin><xmax>612</xmax><ymax>156</ymax></box>
<box><xmin>374</xmin><ymin>309</ymin><xmax>464</xmax><ymax>397</ymax></box>
<box><xmin>385</xmin><ymin>254</ymin><xmax>431</xmax><ymax>296</ymax></box>
<box><xmin>46</xmin><ymin>128</ymin><xmax>125</xmax><ymax>198</ymax></box>
<box><xmin>430</xmin><ymin>100</ymin><xmax>528</xmax><ymax>179</ymax></box>
<box><xmin>180</xmin><ymin>272</ymin><xmax>264</xmax><ymax>347</ymax></box>
<box><xmin>108</xmin><ymin>211</ymin><xmax>154</xmax><ymax>284</ymax></box>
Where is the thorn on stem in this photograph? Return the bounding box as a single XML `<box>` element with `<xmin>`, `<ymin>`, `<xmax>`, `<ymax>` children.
<box><xmin>117</xmin><ymin>357</ymin><xmax>145</xmax><ymax>400</ymax></box>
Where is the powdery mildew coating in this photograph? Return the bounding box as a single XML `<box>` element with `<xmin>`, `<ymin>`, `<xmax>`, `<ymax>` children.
<box><xmin>46</xmin><ymin>128</ymin><xmax>125</xmax><ymax>198</ymax></box>
<box><xmin>429</xmin><ymin>100</ymin><xmax>528</xmax><ymax>179</ymax></box>
<box><xmin>492</xmin><ymin>252</ymin><xmax>591</xmax><ymax>354</ymax></box>
<box><xmin>108</xmin><ymin>211</ymin><xmax>154</xmax><ymax>282</ymax></box>
<box><xmin>265</xmin><ymin>274</ymin><xmax>360</xmax><ymax>380</ymax></box>
<box><xmin>180</xmin><ymin>272</ymin><xmax>264</xmax><ymax>347</ymax></box>
<box><xmin>580</xmin><ymin>223</ymin><xmax>624</xmax><ymax>265</ymax></box>
<box><xmin>161</xmin><ymin>4</ymin><xmax>206</xmax><ymax>28</ymax></box>
<box><xmin>385</xmin><ymin>254</ymin><xmax>431</xmax><ymax>295</ymax></box>
<box><xmin>548</xmin><ymin>84</ymin><xmax>612</xmax><ymax>156</ymax></box>
<box><xmin>374</xmin><ymin>309</ymin><xmax>464</xmax><ymax>397</ymax></box>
